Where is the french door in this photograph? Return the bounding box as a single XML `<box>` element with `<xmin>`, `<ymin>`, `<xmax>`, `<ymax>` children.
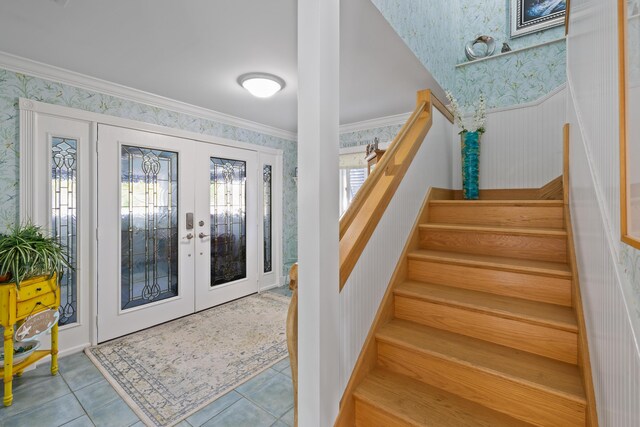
<box><xmin>194</xmin><ymin>143</ymin><xmax>257</xmax><ymax>311</ymax></box>
<box><xmin>97</xmin><ymin>125</ymin><xmax>259</xmax><ymax>342</ymax></box>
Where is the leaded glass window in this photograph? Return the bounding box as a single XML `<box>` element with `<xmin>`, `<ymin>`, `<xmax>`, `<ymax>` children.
<box><xmin>51</xmin><ymin>137</ymin><xmax>77</xmax><ymax>325</ymax></box>
<box><xmin>263</xmin><ymin>165</ymin><xmax>272</xmax><ymax>273</ymax></box>
<box><xmin>210</xmin><ymin>157</ymin><xmax>247</xmax><ymax>286</ymax></box>
<box><xmin>121</xmin><ymin>146</ymin><xmax>179</xmax><ymax>310</ymax></box>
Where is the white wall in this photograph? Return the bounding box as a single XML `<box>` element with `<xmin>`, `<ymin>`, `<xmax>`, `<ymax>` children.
<box><xmin>566</xmin><ymin>0</ymin><xmax>640</xmax><ymax>425</ymax></box>
<box><xmin>339</xmin><ymin>107</ymin><xmax>453</xmax><ymax>392</ymax></box>
<box><xmin>452</xmin><ymin>86</ymin><xmax>566</xmax><ymax>190</ymax></box>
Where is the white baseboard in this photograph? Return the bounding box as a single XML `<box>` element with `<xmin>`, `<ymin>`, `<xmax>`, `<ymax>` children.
<box><xmin>259</xmin><ymin>282</ymin><xmax>284</xmax><ymax>293</ymax></box>
<box><xmin>20</xmin><ymin>342</ymin><xmax>90</xmax><ymax>373</ymax></box>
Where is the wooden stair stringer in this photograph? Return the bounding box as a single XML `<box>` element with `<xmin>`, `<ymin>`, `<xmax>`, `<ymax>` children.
<box><xmin>564</xmin><ymin>126</ymin><xmax>598</xmax><ymax>425</ymax></box>
<box><xmin>565</xmin><ymin>205</ymin><xmax>599</xmax><ymax>426</ymax></box>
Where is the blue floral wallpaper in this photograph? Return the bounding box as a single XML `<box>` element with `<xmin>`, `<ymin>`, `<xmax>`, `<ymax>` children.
<box><xmin>371</xmin><ymin>0</ymin><xmax>567</xmax><ymax>109</ymax></box>
<box><xmin>370</xmin><ymin>0</ymin><xmax>458</xmax><ymax>91</ymax></box>
<box><xmin>620</xmin><ymin>244</ymin><xmax>640</xmax><ymax>324</ymax></box>
<box><xmin>454</xmin><ymin>0</ymin><xmax>567</xmax><ymax>108</ymax></box>
<box><xmin>457</xmin><ymin>0</ymin><xmax>565</xmax><ymax>64</ymax></box>
<box><xmin>0</xmin><ymin>69</ymin><xmax>298</xmax><ymax>277</ymax></box>
<box><xmin>339</xmin><ymin>124</ymin><xmax>403</xmax><ymax>149</ymax></box>
<box><xmin>455</xmin><ymin>39</ymin><xmax>566</xmax><ymax>108</ymax></box>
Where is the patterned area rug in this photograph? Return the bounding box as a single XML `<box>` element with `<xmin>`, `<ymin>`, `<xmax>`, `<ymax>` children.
<box><xmin>85</xmin><ymin>293</ymin><xmax>289</xmax><ymax>427</ymax></box>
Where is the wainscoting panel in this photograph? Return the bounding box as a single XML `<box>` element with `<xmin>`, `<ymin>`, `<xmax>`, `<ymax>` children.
<box><xmin>566</xmin><ymin>0</ymin><xmax>640</xmax><ymax>423</ymax></box>
<box><xmin>451</xmin><ymin>86</ymin><xmax>566</xmax><ymax>190</ymax></box>
<box><xmin>568</xmin><ymin>94</ymin><xmax>640</xmax><ymax>426</ymax></box>
<box><xmin>339</xmin><ymin>108</ymin><xmax>453</xmax><ymax>393</ymax></box>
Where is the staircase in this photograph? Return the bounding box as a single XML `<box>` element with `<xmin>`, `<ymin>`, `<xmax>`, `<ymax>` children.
<box><xmin>344</xmin><ymin>190</ymin><xmax>594</xmax><ymax>426</ymax></box>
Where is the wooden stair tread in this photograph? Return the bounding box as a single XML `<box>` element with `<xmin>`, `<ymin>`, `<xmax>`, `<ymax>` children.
<box><xmin>429</xmin><ymin>199</ymin><xmax>563</xmax><ymax>207</ymax></box>
<box><xmin>407</xmin><ymin>249</ymin><xmax>571</xmax><ymax>276</ymax></box>
<box><xmin>396</xmin><ymin>281</ymin><xmax>577</xmax><ymax>332</ymax></box>
<box><xmin>419</xmin><ymin>223</ymin><xmax>567</xmax><ymax>236</ymax></box>
<box><xmin>354</xmin><ymin>368</ymin><xmax>534</xmax><ymax>426</ymax></box>
<box><xmin>377</xmin><ymin>320</ymin><xmax>586</xmax><ymax>402</ymax></box>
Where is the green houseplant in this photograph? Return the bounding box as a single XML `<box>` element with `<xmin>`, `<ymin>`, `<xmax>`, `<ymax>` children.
<box><xmin>0</xmin><ymin>223</ymin><xmax>71</xmax><ymax>289</ymax></box>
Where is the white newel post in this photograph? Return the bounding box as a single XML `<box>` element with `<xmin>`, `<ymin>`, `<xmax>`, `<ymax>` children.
<box><xmin>297</xmin><ymin>0</ymin><xmax>341</xmax><ymax>425</ymax></box>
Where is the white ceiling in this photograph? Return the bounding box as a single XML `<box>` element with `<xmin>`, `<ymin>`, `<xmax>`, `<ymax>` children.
<box><xmin>0</xmin><ymin>0</ymin><xmax>441</xmax><ymax>133</ymax></box>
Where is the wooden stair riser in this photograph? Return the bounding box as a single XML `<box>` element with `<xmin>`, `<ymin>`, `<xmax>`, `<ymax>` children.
<box><xmin>419</xmin><ymin>228</ymin><xmax>567</xmax><ymax>263</ymax></box>
<box><xmin>354</xmin><ymin>400</ymin><xmax>414</xmax><ymax>427</ymax></box>
<box><xmin>394</xmin><ymin>296</ymin><xmax>578</xmax><ymax>364</ymax></box>
<box><xmin>407</xmin><ymin>258</ymin><xmax>572</xmax><ymax>306</ymax></box>
<box><xmin>376</xmin><ymin>341</ymin><xmax>586</xmax><ymax>427</ymax></box>
<box><xmin>428</xmin><ymin>204</ymin><xmax>564</xmax><ymax>229</ymax></box>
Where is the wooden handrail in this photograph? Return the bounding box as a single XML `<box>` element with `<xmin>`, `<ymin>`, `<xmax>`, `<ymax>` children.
<box><xmin>286</xmin><ymin>263</ymin><xmax>298</xmax><ymax>427</ymax></box>
<box><xmin>432</xmin><ymin>94</ymin><xmax>454</xmax><ymax>124</ymax></box>
<box><xmin>339</xmin><ymin>100</ymin><xmax>426</xmax><ymax>238</ymax></box>
<box><xmin>339</xmin><ymin>89</ymin><xmax>434</xmax><ymax>289</ymax></box>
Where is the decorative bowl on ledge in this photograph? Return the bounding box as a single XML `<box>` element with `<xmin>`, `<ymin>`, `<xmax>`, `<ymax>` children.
<box><xmin>0</xmin><ymin>340</ymin><xmax>41</xmax><ymax>365</ymax></box>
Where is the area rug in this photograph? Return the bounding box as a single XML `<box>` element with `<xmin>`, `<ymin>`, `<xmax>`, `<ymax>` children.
<box><xmin>85</xmin><ymin>292</ymin><xmax>290</xmax><ymax>427</ymax></box>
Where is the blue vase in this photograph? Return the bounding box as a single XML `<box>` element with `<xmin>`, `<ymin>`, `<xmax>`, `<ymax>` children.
<box><xmin>461</xmin><ymin>131</ymin><xmax>480</xmax><ymax>200</ymax></box>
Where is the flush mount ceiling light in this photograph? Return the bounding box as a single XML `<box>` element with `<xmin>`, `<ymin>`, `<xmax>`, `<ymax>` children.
<box><xmin>238</xmin><ymin>73</ymin><xmax>285</xmax><ymax>98</ymax></box>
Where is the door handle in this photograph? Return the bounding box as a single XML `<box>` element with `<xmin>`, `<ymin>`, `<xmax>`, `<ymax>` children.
<box><xmin>183</xmin><ymin>233</ymin><xmax>194</xmax><ymax>240</ymax></box>
<box><xmin>198</xmin><ymin>232</ymin><xmax>210</xmax><ymax>239</ymax></box>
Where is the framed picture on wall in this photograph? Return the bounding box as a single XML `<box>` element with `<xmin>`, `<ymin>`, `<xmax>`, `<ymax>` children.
<box><xmin>510</xmin><ymin>0</ymin><xmax>567</xmax><ymax>38</ymax></box>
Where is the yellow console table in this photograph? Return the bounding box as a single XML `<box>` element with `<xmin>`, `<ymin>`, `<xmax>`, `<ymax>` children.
<box><xmin>0</xmin><ymin>275</ymin><xmax>60</xmax><ymax>406</ymax></box>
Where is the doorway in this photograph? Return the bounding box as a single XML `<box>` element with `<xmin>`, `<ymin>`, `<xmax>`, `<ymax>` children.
<box><xmin>97</xmin><ymin>124</ymin><xmax>273</xmax><ymax>342</ymax></box>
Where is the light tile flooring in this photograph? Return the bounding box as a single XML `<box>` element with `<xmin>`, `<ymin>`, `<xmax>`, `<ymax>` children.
<box><xmin>0</xmin><ymin>286</ymin><xmax>295</xmax><ymax>427</ymax></box>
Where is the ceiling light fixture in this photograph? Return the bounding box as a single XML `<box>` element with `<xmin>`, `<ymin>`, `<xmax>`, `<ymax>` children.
<box><xmin>238</xmin><ymin>73</ymin><xmax>285</xmax><ymax>98</ymax></box>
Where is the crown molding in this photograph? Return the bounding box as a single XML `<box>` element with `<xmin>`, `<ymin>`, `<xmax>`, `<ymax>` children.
<box><xmin>0</xmin><ymin>51</ymin><xmax>297</xmax><ymax>141</ymax></box>
<box><xmin>339</xmin><ymin>112</ymin><xmax>411</xmax><ymax>134</ymax></box>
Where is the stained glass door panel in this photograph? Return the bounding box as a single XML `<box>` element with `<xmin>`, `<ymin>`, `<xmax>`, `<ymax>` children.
<box><xmin>209</xmin><ymin>157</ymin><xmax>247</xmax><ymax>286</ymax></box>
<box><xmin>262</xmin><ymin>164</ymin><xmax>272</xmax><ymax>273</ymax></box>
<box><xmin>194</xmin><ymin>145</ymin><xmax>258</xmax><ymax>311</ymax></box>
<box><xmin>120</xmin><ymin>146</ymin><xmax>179</xmax><ymax>309</ymax></box>
<box><xmin>97</xmin><ymin>125</ymin><xmax>195</xmax><ymax>343</ymax></box>
<box><xmin>51</xmin><ymin>137</ymin><xmax>78</xmax><ymax>325</ymax></box>
<box><xmin>257</xmin><ymin>152</ymin><xmax>280</xmax><ymax>290</ymax></box>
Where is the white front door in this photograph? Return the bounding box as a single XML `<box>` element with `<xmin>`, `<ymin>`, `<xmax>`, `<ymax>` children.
<box><xmin>97</xmin><ymin>125</ymin><xmax>196</xmax><ymax>342</ymax></box>
<box><xmin>193</xmin><ymin>144</ymin><xmax>258</xmax><ymax>311</ymax></box>
<box><xmin>97</xmin><ymin>125</ymin><xmax>262</xmax><ymax>342</ymax></box>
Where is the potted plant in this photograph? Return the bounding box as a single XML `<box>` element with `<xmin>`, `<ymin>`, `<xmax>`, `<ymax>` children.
<box><xmin>0</xmin><ymin>223</ymin><xmax>71</xmax><ymax>289</ymax></box>
<box><xmin>446</xmin><ymin>91</ymin><xmax>487</xmax><ymax>200</ymax></box>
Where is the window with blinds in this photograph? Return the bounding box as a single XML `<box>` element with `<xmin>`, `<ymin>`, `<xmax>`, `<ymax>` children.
<box><xmin>339</xmin><ymin>151</ymin><xmax>368</xmax><ymax>216</ymax></box>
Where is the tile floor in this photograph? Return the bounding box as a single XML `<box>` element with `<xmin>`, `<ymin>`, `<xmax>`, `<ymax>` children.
<box><xmin>0</xmin><ymin>287</ymin><xmax>295</xmax><ymax>427</ymax></box>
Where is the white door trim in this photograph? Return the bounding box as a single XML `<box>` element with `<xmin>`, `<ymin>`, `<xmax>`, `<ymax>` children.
<box><xmin>20</xmin><ymin>98</ymin><xmax>284</xmax><ymax>349</ymax></box>
<box><xmin>20</xmin><ymin>113</ymin><xmax>95</xmax><ymax>353</ymax></box>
